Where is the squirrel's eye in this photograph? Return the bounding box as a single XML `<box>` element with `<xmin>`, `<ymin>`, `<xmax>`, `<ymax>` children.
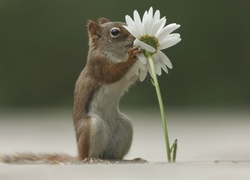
<box><xmin>110</xmin><ymin>27</ymin><xmax>120</xmax><ymax>37</ymax></box>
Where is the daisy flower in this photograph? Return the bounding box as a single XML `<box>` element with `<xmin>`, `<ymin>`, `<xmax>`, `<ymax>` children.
<box><xmin>123</xmin><ymin>7</ymin><xmax>181</xmax><ymax>162</ymax></box>
<box><xmin>124</xmin><ymin>7</ymin><xmax>181</xmax><ymax>81</ymax></box>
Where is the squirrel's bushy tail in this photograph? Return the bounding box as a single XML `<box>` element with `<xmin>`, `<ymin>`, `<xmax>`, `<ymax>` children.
<box><xmin>0</xmin><ymin>153</ymin><xmax>77</xmax><ymax>164</ymax></box>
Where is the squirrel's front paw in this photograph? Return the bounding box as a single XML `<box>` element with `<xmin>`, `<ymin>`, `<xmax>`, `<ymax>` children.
<box><xmin>128</xmin><ymin>47</ymin><xmax>142</xmax><ymax>61</ymax></box>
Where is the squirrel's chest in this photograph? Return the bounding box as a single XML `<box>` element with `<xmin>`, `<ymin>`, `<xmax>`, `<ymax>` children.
<box><xmin>88</xmin><ymin>77</ymin><xmax>134</xmax><ymax>119</ymax></box>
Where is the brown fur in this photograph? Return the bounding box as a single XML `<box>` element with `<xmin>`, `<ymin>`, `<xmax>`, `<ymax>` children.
<box><xmin>76</xmin><ymin>117</ymin><xmax>91</xmax><ymax>159</ymax></box>
<box><xmin>86</xmin><ymin>48</ymin><xmax>137</xmax><ymax>83</ymax></box>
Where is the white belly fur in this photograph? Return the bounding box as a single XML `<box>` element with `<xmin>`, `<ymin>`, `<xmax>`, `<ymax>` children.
<box><xmin>88</xmin><ymin>76</ymin><xmax>136</xmax><ymax>159</ymax></box>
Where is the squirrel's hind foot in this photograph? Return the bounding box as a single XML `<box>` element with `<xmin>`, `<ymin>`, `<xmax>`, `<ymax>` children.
<box><xmin>81</xmin><ymin>157</ymin><xmax>110</xmax><ymax>164</ymax></box>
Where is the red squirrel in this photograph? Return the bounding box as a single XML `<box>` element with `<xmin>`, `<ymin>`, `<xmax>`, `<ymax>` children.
<box><xmin>0</xmin><ymin>18</ymin><xmax>144</xmax><ymax>164</ymax></box>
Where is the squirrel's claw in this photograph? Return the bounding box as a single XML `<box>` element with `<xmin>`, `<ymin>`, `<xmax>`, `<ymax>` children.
<box><xmin>81</xmin><ymin>157</ymin><xmax>110</xmax><ymax>164</ymax></box>
<box><xmin>128</xmin><ymin>47</ymin><xmax>142</xmax><ymax>61</ymax></box>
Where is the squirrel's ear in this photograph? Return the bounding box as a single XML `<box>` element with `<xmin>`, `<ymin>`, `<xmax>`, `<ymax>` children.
<box><xmin>87</xmin><ymin>20</ymin><xmax>100</xmax><ymax>35</ymax></box>
<box><xmin>98</xmin><ymin>17</ymin><xmax>110</xmax><ymax>24</ymax></box>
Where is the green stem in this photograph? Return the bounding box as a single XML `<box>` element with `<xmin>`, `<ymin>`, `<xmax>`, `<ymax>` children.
<box><xmin>145</xmin><ymin>51</ymin><xmax>171</xmax><ymax>162</ymax></box>
<box><xmin>171</xmin><ymin>139</ymin><xmax>178</xmax><ymax>162</ymax></box>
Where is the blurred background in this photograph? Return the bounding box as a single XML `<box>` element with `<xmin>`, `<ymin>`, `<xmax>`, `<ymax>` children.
<box><xmin>0</xmin><ymin>0</ymin><xmax>249</xmax><ymax>109</ymax></box>
<box><xmin>0</xmin><ymin>0</ymin><xmax>250</xmax><ymax>163</ymax></box>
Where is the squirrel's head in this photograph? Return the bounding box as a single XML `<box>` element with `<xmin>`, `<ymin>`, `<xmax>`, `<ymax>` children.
<box><xmin>87</xmin><ymin>18</ymin><xmax>135</xmax><ymax>60</ymax></box>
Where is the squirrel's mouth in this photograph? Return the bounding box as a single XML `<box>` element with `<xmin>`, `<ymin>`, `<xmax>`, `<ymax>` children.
<box><xmin>125</xmin><ymin>43</ymin><xmax>134</xmax><ymax>48</ymax></box>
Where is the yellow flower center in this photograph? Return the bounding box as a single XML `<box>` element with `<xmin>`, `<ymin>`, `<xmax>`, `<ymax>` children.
<box><xmin>140</xmin><ymin>35</ymin><xmax>159</xmax><ymax>50</ymax></box>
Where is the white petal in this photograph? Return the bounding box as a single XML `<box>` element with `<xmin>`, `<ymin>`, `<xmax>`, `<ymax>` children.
<box><xmin>159</xmin><ymin>37</ymin><xmax>181</xmax><ymax>50</ymax></box>
<box><xmin>125</xmin><ymin>66</ymin><xmax>137</xmax><ymax>79</ymax></box>
<box><xmin>146</xmin><ymin>62</ymin><xmax>152</xmax><ymax>77</ymax></box>
<box><xmin>152</xmin><ymin>54</ymin><xmax>162</xmax><ymax>76</ymax></box>
<box><xmin>155</xmin><ymin>52</ymin><xmax>168</xmax><ymax>73</ymax></box>
<box><xmin>155</xmin><ymin>17</ymin><xmax>166</xmax><ymax>36</ymax></box>
<box><xmin>126</xmin><ymin>60</ymin><xmax>147</xmax><ymax>81</ymax></box>
<box><xmin>123</xmin><ymin>26</ymin><xmax>140</xmax><ymax>39</ymax></box>
<box><xmin>153</xmin><ymin>10</ymin><xmax>160</xmax><ymax>23</ymax></box>
<box><xmin>142</xmin><ymin>8</ymin><xmax>154</xmax><ymax>35</ymax></box>
<box><xmin>157</xmin><ymin>23</ymin><xmax>181</xmax><ymax>41</ymax></box>
<box><xmin>134</xmin><ymin>39</ymin><xmax>156</xmax><ymax>52</ymax></box>
<box><xmin>125</xmin><ymin>15</ymin><xmax>136</xmax><ymax>29</ymax></box>
<box><xmin>160</xmin><ymin>33</ymin><xmax>181</xmax><ymax>44</ymax></box>
<box><xmin>142</xmin><ymin>11</ymin><xmax>148</xmax><ymax>25</ymax></box>
<box><xmin>126</xmin><ymin>60</ymin><xmax>146</xmax><ymax>79</ymax></box>
<box><xmin>133</xmin><ymin>10</ymin><xmax>143</xmax><ymax>35</ymax></box>
<box><xmin>143</xmin><ymin>14</ymin><xmax>152</xmax><ymax>34</ymax></box>
<box><xmin>155</xmin><ymin>62</ymin><xmax>162</xmax><ymax>76</ymax></box>
<box><xmin>148</xmin><ymin>7</ymin><xmax>153</xmax><ymax>20</ymax></box>
<box><xmin>137</xmin><ymin>60</ymin><xmax>146</xmax><ymax>70</ymax></box>
<box><xmin>157</xmin><ymin>51</ymin><xmax>173</xmax><ymax>69</ymax></box>
<box><xmin>139</xmin><ymin>69</ymin><xmax>148</xmax><ymax>81</ymax></box>
<box><xmin>136</xmin><ymin>53</ymin><xmax>147</xmax><ymax>64</ymax></box>
<box><xmin>161</xmin><ymin>63</ymin><xmax>169</xmax><ymax>74</ymax></box>
<box><xmin>151</xmin><ymin>17</ymin><xmax>166</xmax><ymax>36</ymax></box>
<box><xmin>164</xmin><ymin>33</ymin><xmax>181</xmax><ymax>39</ymax></box>
<box><xmin>133</xmin><ymin>10</ymin><xmax>141</xmax><ymax>25</ymax></box>
<box><xmin>135</xmin><ymin>63</ymin><xmax>140</xmax><ymax>76</ymax></box>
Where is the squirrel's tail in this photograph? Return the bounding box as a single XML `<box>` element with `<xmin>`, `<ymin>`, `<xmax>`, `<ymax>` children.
<box><xmin>0</xmin><ymin>153</ymin><xmax>77</xmax><ymax>164</ymax></box>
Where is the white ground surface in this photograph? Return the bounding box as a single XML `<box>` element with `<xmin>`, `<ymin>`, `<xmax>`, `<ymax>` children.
<box><xmin>0</xmin><ymin>108</ymin><xmax>250</xmax><ymax>179</ymax></box>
